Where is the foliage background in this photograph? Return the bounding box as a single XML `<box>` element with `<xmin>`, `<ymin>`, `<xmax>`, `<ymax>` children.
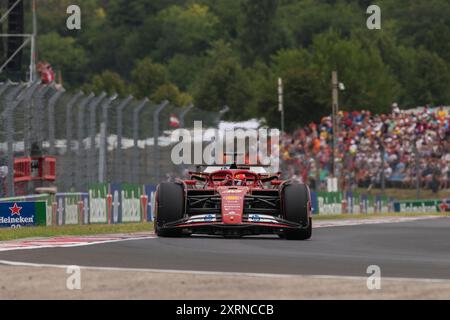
<box><xmin>2</xmin><ymin>0</ymin><xmax>450</xmax><ymax>130</ymax></box>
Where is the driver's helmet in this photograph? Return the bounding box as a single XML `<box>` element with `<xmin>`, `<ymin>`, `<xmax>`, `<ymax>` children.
<box><xmin>235</xmin><ymin>173</ymin><xmax>246</xmax><ymax>185</ymax></box>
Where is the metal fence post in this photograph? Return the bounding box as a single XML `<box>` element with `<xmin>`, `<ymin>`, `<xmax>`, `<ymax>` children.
<box><xmin>66</xmin><ymin>92</ymin><xmax>84</xmax><ymax>154</ymax></box>
<box><xmin>215</xmin><ymin>105</ymin><xmax>230</xmax><ymax>125</ymax></box>
<box><xmin>88</xmin><ymin>92</ymin><xmax>106</xmax><ymax>185</ymax></box>
<box><xmin>33</xmin><ymin>85</ymin><xmax>51</xmax><ymax>154</ymax></box>
<box><xmin>116</xmin><ymin>96</ymin><xmax>133</xmax><ymax>183</ymax></box>
<box><xmin>179</xmin><ymin>103</ymin><xmax>194</xmax><ymax>128</ymax></box>
<box><xmin>132</xmin><ymin>98</ymin><xmax>149</xmax><ymax>184</ymax></box>
<box><xmin>3</xmin><ymin>85</ymin><xmax>25</xmax><ymax>197</ymax></box>
<box><xmin>153</xmin><ymin>100</ymin><xmax>169</xmax><ymax>182</ymax></box>
<box><xmin>48</xmin><ymin>89</ymin><xmax>65</xmax><ymax>155</ymax></box>
<box><xmin>99</xmin><ymin>94</ymin><xmax>118</xmax><ymax>183</ymax></box>
<box><xmin>0</xmin><ymin>82</ymin><xmax>10</xmax><ymax>97</ymax></box>
<box><xmin>64</xmin><ymin>92</ymin><xmax>83</xmax><ymax>191</ymax></box>
<box><xmin>22</xmin><ymin>82</ymin><xmax>41</xmax><ymax>157</ymax></box>
<box><xmin>76</xmin><ymin>93</ymin><xmax>95</xmax><ymax>191</ymax></box>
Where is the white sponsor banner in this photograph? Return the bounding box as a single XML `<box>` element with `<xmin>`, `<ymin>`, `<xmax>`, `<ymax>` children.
<box><xmin>121</xmin><ymin>190</ymin><xmax>140</xmax><ymax>222</ymax></box>
<box><xmin>64</xmin><ymin>199</ymin><xmax>79</xmax><ymax>225</ymax></box>
<box><xmin>89</xmin><ymin>190</ymin><xmax>108</xmax><ymax>223</ymax></box>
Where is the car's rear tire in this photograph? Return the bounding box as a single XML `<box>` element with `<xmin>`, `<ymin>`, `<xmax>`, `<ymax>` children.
<box><xmin>281</xmin><ymin>183</ymin><xmax>312</xmax><ymax>240</ymax></box>
<box><xmin>156</xmin><ymin>182</ymin><xmax>185</xmax><ymax>237</ymax></box>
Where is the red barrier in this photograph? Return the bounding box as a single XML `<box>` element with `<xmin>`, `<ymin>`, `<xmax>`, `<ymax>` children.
<box><xmin>14</xmin><ymin>156</ymin><xmax>56</xmax><ymax>183</ymax></box>
<box><xmin>40</xmin><ymin>157</ymin><xmax>56</xmax><ymax>181</ymax></box>
<box><xmin>14</xmin><ymin>158</ymin><xmax>32</xmax><ymax>182</ymax></box>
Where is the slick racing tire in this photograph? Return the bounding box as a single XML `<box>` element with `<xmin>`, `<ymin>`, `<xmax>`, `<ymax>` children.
<box><xmin>155</xmin><ymin>182</ymin><xmax>185</xmax><ymax>238</ymax></box>
<box><xmin>281</xmin><ymin>183</ymin><xmax>312</xmax><ymax>240</ymax></box>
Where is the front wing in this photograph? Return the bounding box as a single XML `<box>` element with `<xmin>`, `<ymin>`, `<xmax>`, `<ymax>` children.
<box><xmin>160</xmin><ymin>214</ymin><xmax>309</xmax><ymax>236</ymax></box>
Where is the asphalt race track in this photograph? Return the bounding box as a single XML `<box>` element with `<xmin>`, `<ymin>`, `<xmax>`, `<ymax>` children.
<box><xmin>1</xmin><ymin>218</ymin><xmax>450</xmax><ymax>280</ymax></box>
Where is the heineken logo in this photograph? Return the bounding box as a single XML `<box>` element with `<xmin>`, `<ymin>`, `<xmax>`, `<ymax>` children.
<box><xmin>0</xmin><ymin>202</ymin><xmax>39</xmax><ymax>227</ymax></box>
<box><xmin>9</xmin><ymin>203</ymin><xmax>22</xmax><ymax>216</ymax></box>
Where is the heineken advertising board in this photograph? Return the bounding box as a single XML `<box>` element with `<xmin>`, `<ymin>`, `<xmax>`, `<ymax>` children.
<box><xmin>393</xmin><ymin>200</ymin><xmax>450</xmax><ymax>213</ymax></box>
<box><xmin>0</xmin><ymin>201</ymin><xmax>46</xmax><ymax>228</ymax></box>
<box><xmin>0</xmin><ymin>194</ymin><xmax>53</xmax><ymax>226</ymax></box>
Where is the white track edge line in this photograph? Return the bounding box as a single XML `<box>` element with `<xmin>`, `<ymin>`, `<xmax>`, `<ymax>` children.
<box><xmin>0</xmin><ymin>259</ymin><xmax>449</xmax><ymax>284</ymax></box>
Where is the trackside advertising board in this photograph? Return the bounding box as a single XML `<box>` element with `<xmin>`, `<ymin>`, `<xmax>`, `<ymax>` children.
<box><xmin>393</xmin><ymin>200</ymin><xmax>450</xmax><ymax>213</ymax></box>
<box><xmin>0</xmin><ymin>194</ymin><xmax>53</xmax><ymax>226</ymax></box>
<box><xmin>0</xmin><ymin>201</ymin><xmax>46</xmax><ymax>228</ymax></box>
<box><xmin>55</xmin><ymin>193</ymin><xmax>89</xmax><ymax>225</ymax></box>
<box><xmin>2</xmin><ymin>189</ymin><xmax>446</xmax><ymax>228</ymax></box>
<box><xmin>89</xmin><ymin>183</ymin><xmax>109</xmax><ymax>224</ymax></box>
<box><xmin>121</xmin><ymin>184</ymin><xmax>143</xmax><ymax>223</ymax></box>
<box><xmin>88</xmin><ymin>183</ymin><xmax>153</xmax><ymax>224</ymax></box>
<box><xmin>311</xmin><ymin>192</ymin><xmax>393</xmax><ymax>215</ymax></box>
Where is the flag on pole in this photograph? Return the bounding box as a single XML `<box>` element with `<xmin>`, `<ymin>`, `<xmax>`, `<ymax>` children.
<box><xmin>169</xmin><ymin>114</ymin><xmax>180</xmax><ymax>128</ymax></box>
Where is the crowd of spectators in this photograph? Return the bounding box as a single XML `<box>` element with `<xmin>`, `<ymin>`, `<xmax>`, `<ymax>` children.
<box><xmin>280</xmin><ymin>105</ymin><xmax>450</xmax><ymax>192</ymax></box>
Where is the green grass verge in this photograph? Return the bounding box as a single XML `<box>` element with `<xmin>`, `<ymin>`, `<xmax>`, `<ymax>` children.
<box><xmin>1</xmin><ymin>213</ymin><xmax>449</xmax><ymax>241</ymax></box>
<box><xmin>0</xmin><ymin>223</ymin><xmax>154</xmax><ymax>242</ymax></box>
<box><xmin>313</xmin><ymin>212</ymin><xmax>450</xmax><ymax>220</ymax></box>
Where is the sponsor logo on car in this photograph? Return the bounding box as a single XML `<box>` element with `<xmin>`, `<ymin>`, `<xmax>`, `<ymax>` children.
<box><xmin>225</xmin><ymin>196</ymin><xmax>240</xmax><ymax>200</ymax></box>
<box><xmin>249</xmin><ymin>214</ymin><xmax>261</xmax><ymax>222</ymax></box>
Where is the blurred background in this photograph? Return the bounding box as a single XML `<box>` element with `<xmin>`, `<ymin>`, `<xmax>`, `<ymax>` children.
<box><xmin>0</xmin><ymin>0</ymin><xmax>449</xmax><ymax>201</ymax></box>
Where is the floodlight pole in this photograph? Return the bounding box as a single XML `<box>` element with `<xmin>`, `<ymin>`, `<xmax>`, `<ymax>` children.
<box><xmin>278</xmin><ymin>77</ymin><xmax>285</xmax><ymax>134</ymax></box>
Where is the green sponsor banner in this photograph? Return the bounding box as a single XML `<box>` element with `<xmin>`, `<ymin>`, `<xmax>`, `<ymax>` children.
<box><xmin>89</xmin><ymin>183</ymin><xmax>109</xmax><ymax>224</ymax></box>
<box><xmin>367</xmin><ymin>196</ymin><xmax>375</xmax><ymax>214</ymax></box>
<box><xmin>394</xmin><ymin>200</ymin><xmax>440</xmax><ymax>213</ymax></box>
<box><xmin>317</xmin><ymin>192</ymin><xmax>342</xmax><ymax>215</ymax></box>
<box><xmin>35</xmin><ymin>201</ymin><xmax>47</xmax><ymax>226</ymax></box>
<box><xmin>121</xmin><ymin>184</ymin><xmax>142</xmax><ymax>222</ymax></box>
<box><xmin>379</xmin><ymin>195</ymin><xmax>390</xmax><ymax>213</ymax></box>
<box><xmin>351</xmin><ymin>193</ymin><xmax>361</xmax><ymax>214</ymax></box>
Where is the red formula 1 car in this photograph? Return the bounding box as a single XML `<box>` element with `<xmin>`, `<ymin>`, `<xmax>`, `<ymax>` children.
<box><xmin>155</xmin><ymin>164</ymin><xmax>312</xmax><ymax>240</ymax></box>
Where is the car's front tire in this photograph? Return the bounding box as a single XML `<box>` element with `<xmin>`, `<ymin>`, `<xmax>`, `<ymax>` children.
<box><xmin>281</xmin><ymin>183</ymin><xmax>312</xmax><ymax>240</ymax></box>
<box><xmin>155</xmin><ymin>182</ymin><xmax>185</xmax><ymax>237</ymax></box>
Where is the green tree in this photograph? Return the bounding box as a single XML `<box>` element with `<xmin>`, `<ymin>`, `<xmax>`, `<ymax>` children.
<box><xmin>379</xmin><ymin>0</ymin><xmax>450</xmax><ymax>64</ymax></box>
<box><xmin>130</xmin><ymin>58</ymin><xmax>169</xmax><ymax>99</ymax></box>
<box><xmin>256</xmin><ymin>49</ymin><xmax>328</xmax><ymax>129</ymax></box>
<box><xmin>38</xmin><ymin>32</ymin><xmax>88</xmax><ymax>86</ymax></box>
<box><xmin>86</xmin><ymin>70</ymin><xmax>127</xmax><ymax>97</ymax></box>
<box><xmin>108</xmin><ymin>0</ymin><xmax>182</xmax><ymax>27</ymax></box>
<box><xmin>167</xmin><ymin>54</ymin><xmax>204</xmax><ymax>91</ymax></box>
<box><xmin>151</xmin><ymin>83</ymin><xmax>193</xmax><ymax>107</ymax></box>
<box><xmin>149</xmin><ymin>3</ymin><xmax>220</xmax><ymax>61</ymax></box>
<box><xmin>193</xmin><ymin>41</ymin><xmax>255</xmax><ymax>120</ymax></box>
<box><xmin>277</xmin><ymin>0</ymin><xmax>364</xmax><ymax>48</ymax></box>
<box><xmin>306</xmin><ymin>31</ymin><xmax>399</xmax><ymax>114</ymax></box>
<box><xmin>238</xmin><ymin>0</ymin><xmax>281</xmax><ymax>64</ymax></box>
<box><xmin>411</xmin><ymin>49</ymin><xmax>450</xmax><ymax>105</ymax></box>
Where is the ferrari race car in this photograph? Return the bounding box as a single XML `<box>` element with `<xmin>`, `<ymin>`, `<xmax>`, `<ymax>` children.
<box><xmin>155</xmin><ymin>164</ymin><xmax>312</xmax><ymax>240</ymax></box>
